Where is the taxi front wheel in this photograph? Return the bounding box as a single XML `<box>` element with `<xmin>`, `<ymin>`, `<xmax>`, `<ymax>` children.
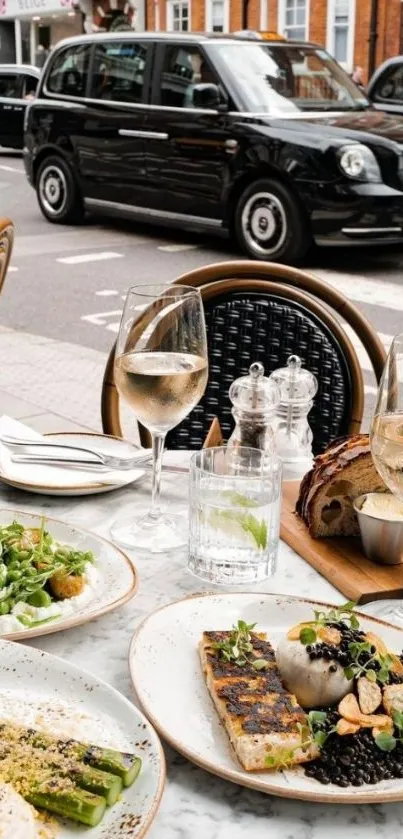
<box><xmin>234</xmin><ymin>177</ymin><xmax>310</xmax><ymax>263</ymax></box>
<box><xmin>36</xmin><ymin>155</ymin><xmax>84</xmax><ymax>225</ymax></box>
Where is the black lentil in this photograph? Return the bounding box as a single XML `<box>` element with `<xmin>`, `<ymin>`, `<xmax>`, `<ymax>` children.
<box><xmin>305</xmin><ymin>722</ymin><xmax>403</xmax><ymax>788</ymax></box>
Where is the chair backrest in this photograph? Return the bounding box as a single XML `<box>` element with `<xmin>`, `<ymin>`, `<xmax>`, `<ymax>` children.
<box><xmin>101</xmin><ymin>260</ymin><xmax>385</xmax><ymax>453</ymax></box>
<box><xmin>0</xmin><ymin>218</ymin><xmax>14</xmax><ymax>295</ymax></box>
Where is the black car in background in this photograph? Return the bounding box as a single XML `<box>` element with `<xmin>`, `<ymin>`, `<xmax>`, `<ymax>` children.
<box><xmin>367</xmin><ymin>57</ymin><xmax>403</xmax><ymax>117</ymax></box>
<box><xmin>23</xmin><ymin>34</ymin><xmax>403</xmax><ymax>262</ymax></box>
<box><xmin>0</xmin><ymin>65</ymin><xmax>40</xmax><ymax>150</ymax></box>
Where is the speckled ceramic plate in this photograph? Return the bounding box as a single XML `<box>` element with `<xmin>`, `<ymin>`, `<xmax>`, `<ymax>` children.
<box><xmin>0</xmin><ymin>508</ymin><xmax>138</xmax><ymax>641</ymax></box>
<box><xmin>129</xmin><ymin>592</ymin><xmax>403</xmax><ymax>804</ymax></box>
<box><xmin>0</xmin><ymin>434</ymin><xmax>146</xmax><ymax>496</ymax></box>
<box><xmin>0</xmin><ymin>638</ymin><xmax>165</xmax><ymax>837</ymax></box>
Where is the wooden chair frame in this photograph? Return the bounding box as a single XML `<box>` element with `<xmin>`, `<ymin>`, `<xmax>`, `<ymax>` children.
<box><xmin>101</xmin><ymin>262</ymin><xmax>379</xmax><ymax>446</ymax></box>
<box><xmin>0</xmin><ymin>218</ymin><xmax>14</xmax><ymax>296</ymax></box>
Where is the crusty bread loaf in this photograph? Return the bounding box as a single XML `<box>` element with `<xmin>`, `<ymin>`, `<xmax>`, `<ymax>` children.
<box><xmin>296</xmin><ymin>434</ymin><xmax>385</xmax><ymax>538</ymax></box>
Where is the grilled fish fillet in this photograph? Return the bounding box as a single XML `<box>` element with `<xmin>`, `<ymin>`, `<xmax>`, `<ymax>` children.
<box><xmin>200</xmin><ymin>630</ymin><xmax>319</xmax><ymax>771</ymax></box>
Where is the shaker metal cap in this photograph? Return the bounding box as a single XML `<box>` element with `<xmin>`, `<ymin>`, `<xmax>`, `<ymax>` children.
<box><xmin>269</xmin><ymin>355</ymin><xmax>318</xmax><ymax>405</ymax></box>
<box><xmin>229</xmin><ymin>362</ymin><xmax>280</xmax><ymax>413</ymax></box>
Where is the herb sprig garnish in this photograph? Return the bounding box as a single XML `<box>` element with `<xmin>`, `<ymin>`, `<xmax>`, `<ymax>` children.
<box><xmin>212</xmin><ymin>620</ymin><xmax>270</xmax><ymax>671</ymax></box>
<box><xmin>298</xmin><ymin>600</ymin><xmax>359</xmax><ymax>646</ymax></box>
<box><xmin>265</xmin><ymin>711</ymin><xmax>334</xmax><ymax>769</ymax></box>
<box><xmin>344</xmin><ymin>642</ymin><xmax>394</xmax><ymax>685</ymax></box>
<box><xmin>375</xmin><ymin>710</ymin><xmax>403</xmax><ymax>752</ymax></box>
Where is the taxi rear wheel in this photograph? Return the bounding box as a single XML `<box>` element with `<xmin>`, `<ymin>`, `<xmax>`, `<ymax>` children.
<box><xmin>36</xmin><ymin>155</ymin><xmax>84</xmax><ymax>224</ymax></box>
<box><xmin>234</xmin><ymin>177</ymin><xmax>310</xmax><ymax>263</ymax></box>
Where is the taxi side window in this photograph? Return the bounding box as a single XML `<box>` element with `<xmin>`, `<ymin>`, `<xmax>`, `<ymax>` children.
<box><xmin>158</xmin><ymin>45</ymin><xmax>218</xmax><ymax>108</ymax></box>
<box><xmin>47</xmin><ymin>44</ymin><xmax>91</xmax><ymax>97</ymax></box>
<box><xmin>373</xmin><ymin>64</ymin><xmax>403</xmax><ymax>103</ymax></box>
<box><xmin>91</xmin><ymin>41</ymin><xmax>149</xmax><ymax>104</ymax></box>
<box><xmin>0</xmin><ymin>74</ymin><xmax>21</xmax><ymax>98</ymax></box>
<box><xmin>22</xmin><ymin>75</ymin><xmax>38</xmax><ymax>99</ymax></box>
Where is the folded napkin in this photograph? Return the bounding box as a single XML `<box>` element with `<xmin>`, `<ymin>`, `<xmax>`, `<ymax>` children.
<box><xmin>0</xmin><ymin>416</ymin><xmax>144</xmax><ymax>490</ymax></box>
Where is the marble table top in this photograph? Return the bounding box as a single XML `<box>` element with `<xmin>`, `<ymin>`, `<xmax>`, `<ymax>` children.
<box><xmin>0</xmin><ymin>452</ymin><xmax>401</xmax><ymax>839</ymax></box>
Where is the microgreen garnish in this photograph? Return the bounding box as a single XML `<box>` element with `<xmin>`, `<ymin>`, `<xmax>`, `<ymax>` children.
<box><xmin>298</xmin><ymin>600</ymin><xmax>359</xmax><ymax>645</ymax></box>
<box><xmin>265</xmin><ymin>711</ymin><xmax>333</xmax><ymax>769</ymax></box>
<box><xmin>375</xmin><ymin>710</ymin><xmax>403</xmax><ymax>752</ymax></box>
<box><xmin>212</xmin><ymin>620</ymin><xmax>270</xmax><ymax>670</ymax></box>
<box><xmin>344</xmin><ymin>642</ymin><xmax>395</xmax><ymax>685</ymax></box>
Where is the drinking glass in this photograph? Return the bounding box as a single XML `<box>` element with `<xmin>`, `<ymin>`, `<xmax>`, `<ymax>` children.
<box><xmin>369</xmin><ymin>333</ymin><xmax>403</xmax><ymax>621</ymax></box>
<box><xmin>110</xmin><ymin>284</ymin><xmax>208</xmax><ymax>553</ymax></box>
<box><xmin>188</xmin><ymin>446</ymin><xmax>282</xmax><ymax>585</ymax></box>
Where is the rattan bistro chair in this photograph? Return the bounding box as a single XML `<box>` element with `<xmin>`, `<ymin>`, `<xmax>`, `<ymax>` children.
<box><xmin>0</xmin><ymin>218</ymin><xmax>14</xmax><ymax>295</ymax></box>
<box><xmin>101</xmin><ymin>261</ymin><xmax>386</xmax><ymax>454</ymax></box>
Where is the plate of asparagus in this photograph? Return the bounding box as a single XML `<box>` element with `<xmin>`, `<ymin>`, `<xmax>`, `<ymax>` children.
<box><xmin>0</xmin><ymin>639</ymin><xmax>165</xmax><ymax>837</ymax></box>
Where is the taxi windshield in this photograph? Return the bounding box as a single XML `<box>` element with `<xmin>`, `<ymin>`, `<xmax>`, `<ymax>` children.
<box><xmin>216</xmin><ymin>43</ymin><xmax>369</xmax><ymax>114</ymax></box>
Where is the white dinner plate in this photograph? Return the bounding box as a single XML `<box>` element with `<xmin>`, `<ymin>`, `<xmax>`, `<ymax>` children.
<box><xmin>0</xmin><ymin>433</ymin><xmax>146</xmax><ymax>496</ymax></box>
<box><xmin>0</xmin><ymin>508</ymin><xmax>137</xmax><ymax>640</ymax></box>
<box><xmin>129</xmin><ymin>592</ymin><xmax>403</xmax><ymax>804</ymax></box>
<box><xmin>0</xmin><ymin>638</ymin><xmax>165</xmax><ymax>838</ymax></box>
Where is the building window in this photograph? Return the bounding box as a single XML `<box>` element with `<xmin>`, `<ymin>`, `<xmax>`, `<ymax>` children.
<box><xmin>206</xmin><ymin>0</ymin><xmax>227</xmax><ymax>32</ymax></box>
<box><xmin>327</xmin><ymin>0</ymin><xmax>355</xmax><ymax>70</ymax></box>
<box><xmin>279</xmin><ymin>0</ymin><xmax>307</xmax><ymax>41</ymax></box>
<box><xmin>168</xmin><ymin>1</ymin><xmax>190</xmax><ymax>32</ymax></box>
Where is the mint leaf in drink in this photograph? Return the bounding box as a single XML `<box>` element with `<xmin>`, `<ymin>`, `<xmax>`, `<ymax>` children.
<box><xmin>221</xmin><ymin>491</ymin><xmax>258</xmax><ymax>508</ymax></box>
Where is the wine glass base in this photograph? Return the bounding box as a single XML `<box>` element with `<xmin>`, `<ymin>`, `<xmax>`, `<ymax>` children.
<box><xmin>110</xmin><ymin>508</ymin><xmax>188</xmax><ymax>553</ymax></box>
<box><xmin>360</xmin><ymin>599</ymin><xmax>403</xmax><ymax>627</ymax></box>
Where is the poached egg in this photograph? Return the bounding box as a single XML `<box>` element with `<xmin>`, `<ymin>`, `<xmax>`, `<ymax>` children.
<box><xmin>276</xmin><ymin>637</ymin><xmax>353</xmax><ymax>708</ymax></box>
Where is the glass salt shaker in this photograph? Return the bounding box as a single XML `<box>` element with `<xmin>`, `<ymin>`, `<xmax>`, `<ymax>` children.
<box><xmin>227</xmin><ymin>362</ymin><xmax>280</xmax><ymax>453</ymax></box>
<box><xmin>269</xmin><ymin>355</ymin><xmax>318</xmax><ymax>480</ymax></box>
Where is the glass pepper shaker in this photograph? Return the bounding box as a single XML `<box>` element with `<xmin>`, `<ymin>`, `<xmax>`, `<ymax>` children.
<box><xmin>269</xmin><ymin>355</ymin><xmax>318</xmax><ymax>480</ymax></box>
<box><xmin>227</xmin><ymin>362</ymin><xmax>280</xmax><ymax>453</ymax></box>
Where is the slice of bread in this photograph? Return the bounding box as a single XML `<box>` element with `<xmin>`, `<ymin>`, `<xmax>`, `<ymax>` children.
<box><xmin>296</xmin><ymin>434</ymin><xmax>385</xmax><ymax>538</ymax></box>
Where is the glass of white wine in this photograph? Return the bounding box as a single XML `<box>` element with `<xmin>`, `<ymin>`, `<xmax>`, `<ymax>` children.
<box><xmin>369</xmin><ymin>333</ymin><xmax>403</xmax><ymax>622</ymax></box>
<box><xmin>371</xmin><ymin>334</ymin><xmax>403</xmax><ymax>500</ymax></box>
<box><xmin>110</xmin><ymin>284</ymin><xmax>208</xmax><ymax>553</ymax></box>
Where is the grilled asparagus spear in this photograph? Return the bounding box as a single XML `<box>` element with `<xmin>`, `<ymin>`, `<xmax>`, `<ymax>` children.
<box><xmin>0</xmin><ymin>721</ymin><xmax>142</xmax><ymax>825</ymax></box>
<box><xmin>27</xmin><ymin>786</ymin><xmax>106</xmax><ymax>827</ymax></box>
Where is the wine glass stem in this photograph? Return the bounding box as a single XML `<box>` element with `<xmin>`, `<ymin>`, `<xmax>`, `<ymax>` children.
<box><xmin>150</xmin><ymin>432</ymin><xmax>166</xmax><ymax>520</ymax></box>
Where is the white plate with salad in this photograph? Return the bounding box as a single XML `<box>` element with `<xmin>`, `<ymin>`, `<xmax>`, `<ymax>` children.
<box><xmin>0</xmin><ymin>637</ymin><xmax>165</xmax><ymax>838</ymax></box>
<box><xmin>0</xmin><ymin>509</ymin><xmax>137</xmax><ymax>639</ymax></box>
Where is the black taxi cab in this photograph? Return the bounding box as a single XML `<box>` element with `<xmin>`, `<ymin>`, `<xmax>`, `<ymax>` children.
<box><xmin>0</xmin><ymin>64</ymin><xmax>39</xmax><ymax>150</ymax></box>
<box><xmin>23</xmin><ymin>33</ymin><xmax>403</xmax><ymax>262</ymax></box>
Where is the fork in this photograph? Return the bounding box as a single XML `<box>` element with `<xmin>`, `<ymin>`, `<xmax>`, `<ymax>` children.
<box><xmin>10</xmin><ymin>453</ymin><xmax>187</xmax><ymax>474</ymax></box>
<box><xmin>0</xmin><ymin>435</ymin><xmax>153</xmax><ymax>471</ymax></box>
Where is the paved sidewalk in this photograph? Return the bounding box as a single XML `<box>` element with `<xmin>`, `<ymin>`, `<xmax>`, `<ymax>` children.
<box><xmin>0</xmin><ymin>325</ymin><xmax>115</xmax><ymax>434</ymax></box>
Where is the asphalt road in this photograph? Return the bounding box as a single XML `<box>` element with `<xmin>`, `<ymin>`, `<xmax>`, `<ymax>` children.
<box><xmin>1</xmin><ymin>150</ymin><xmax>401</xmax><ymax>413</ymax></box>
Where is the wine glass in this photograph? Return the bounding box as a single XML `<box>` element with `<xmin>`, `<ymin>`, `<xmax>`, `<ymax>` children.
<box><xmin>368</xmin><ymin>333</ymin><xmax>403</xmax><ymax>622</ymax></box>
<box><xmin>110</xmin><ymin>284</ymin><xmax>208</xmax><ymax>553</ymax></box>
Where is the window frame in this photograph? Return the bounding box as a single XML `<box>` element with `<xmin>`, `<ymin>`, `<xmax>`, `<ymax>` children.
<box><xmin>326</xmin><ymin>0</ymin><xmax>356</xmax><ymax>72</ymax></box>
<box><xmin>278</xmin><ymin>0</ymin><xmax>309</xmax><ymax>42</ymax></box>
<box><xmin>151</xmin><ymin>41</ymin><xmax>230</xmax><ymax>112</ymax></box>
<box><xmin>205</xmin><ymin>0</ymin><xmax>229</xmax><ymax>33</ymax></box>
<box><xmin>42</xmin><ymin>39</ymin><xmax>154</xmax><ymax>108</ymax></box>
<box><xmin>89</xmin><ymin>40</ymin><xmax>152</xmax><ymax>105</ymax></box>
<box><xmin>167</xmin><ymin>0</ymin><xmax>191</xmax><ymax>33</ymax></box>
<box><xmin>43</xmin><ymin>42</ymin><xmax>93</xmax><ymax>100</ymax></box>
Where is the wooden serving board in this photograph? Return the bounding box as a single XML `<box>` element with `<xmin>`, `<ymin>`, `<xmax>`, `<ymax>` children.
<box><xmin>281</xmin><ymin>481</ymin><xmax>403</xmax><ymax>604</ymax></box>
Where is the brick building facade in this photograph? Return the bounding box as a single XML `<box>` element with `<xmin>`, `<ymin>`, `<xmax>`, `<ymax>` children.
<box><xmin>145</xmin><ymin>0</ymin><xmax>403</xmax><ymax>80</ymax></box>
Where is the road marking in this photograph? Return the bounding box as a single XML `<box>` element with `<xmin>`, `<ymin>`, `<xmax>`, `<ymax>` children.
<box><xmin>7</xmin><ymin>266</ymin><xmax>18</xmax><ymax>273</ymax></box>
<box><xmin>318</xmin><ymin>269</ymin><xmax>403</xmax><ymax>313</ymax></box>
<box><xmin>343</xmin><ymin>325</ymin><xmax>392</xmax><ymax>374</ymax></box>
<box><xmin>95</xmin><ymin>289</ymin><xmax>120</xmax><ymax>297</ymax></box>
<box><xmin>57</xmin><ymin>252</ymin><xmax>124</xmax><ymax>265</ymax></box>
<box><xmin>0</xmin><ymin>164</ymin><xmax>23</xmax><ymax>173</ymax></box>
<box><xmin>81</xmin><ymin>310</ymin><xmax>122</xmax><ymax>328</ymax></box>
<box><xmin>158</xmin><ymin>244</ymin><xmax>198</xmax><ymax>253</ymax></box>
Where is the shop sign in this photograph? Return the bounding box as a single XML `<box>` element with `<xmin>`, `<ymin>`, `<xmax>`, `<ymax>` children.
<box><xmin>0</xmin><ymin>0</ymin><xmax>74</xmax><ymax>18</ymax></box>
